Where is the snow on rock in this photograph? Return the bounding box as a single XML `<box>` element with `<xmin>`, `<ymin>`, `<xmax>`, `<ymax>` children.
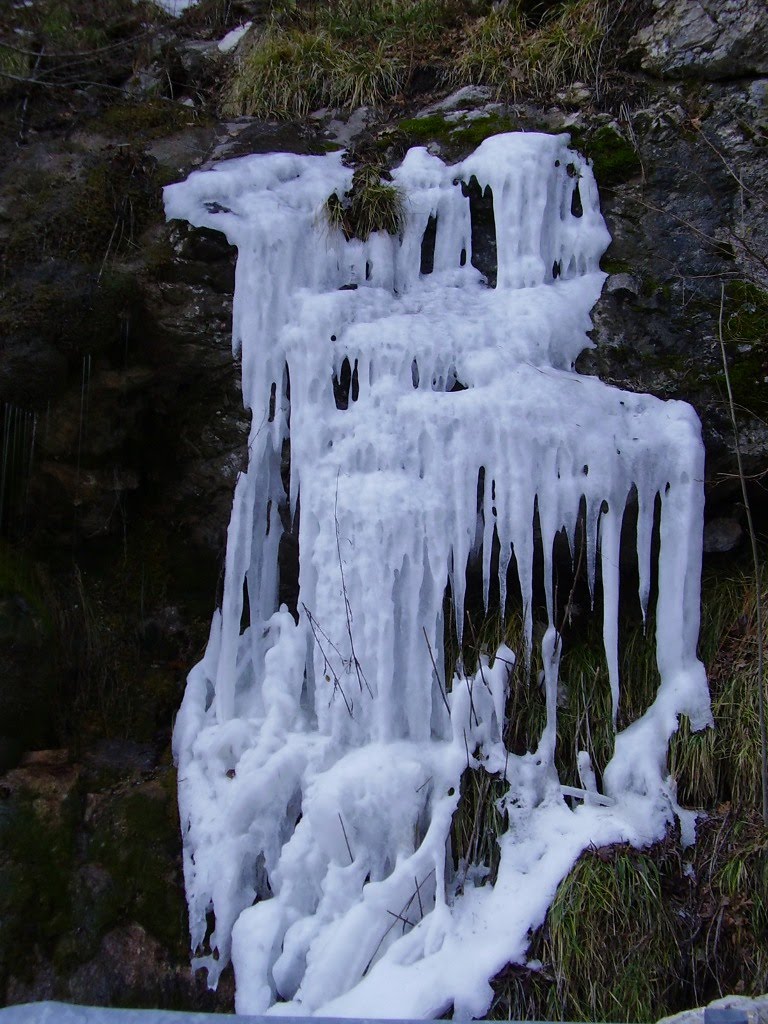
<box><xmin>218</xmin><ymin>22</ymin><xmax>252</xmax><ymax>53</ymax></box>
<box><xmin>164</xmin><ymin>133</ymin><xmax>711</xmax><ymax>1018</ymax></box>
<box><xmin>150</xmin><ymin>0</ymin><xmax>199</xmax><ymax>16</ymax></box>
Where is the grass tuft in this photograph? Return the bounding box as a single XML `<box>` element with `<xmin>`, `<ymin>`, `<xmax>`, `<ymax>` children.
<box><xmin>324</xmin><ymin>165</ymin><xmax>405</xmax><ymax>241</ymax></box>
<box><xmin>223</xmin><ymin>29</ymin><xmax>337</xmax><ymax>119</ymax></box>
<box><xmin>672</xmin><ymin>565</ymin><xmax>768</xmax><ymax>811</ymax></box>
<box><xmin>544</xmin><ymin>848</ymin><xmax>679</xmax><ymax>1022</ymax></box>
<box><xmin>454</xmin><ymin>0</ymin><xmax>616</xmax><ymax>100</ymax></box>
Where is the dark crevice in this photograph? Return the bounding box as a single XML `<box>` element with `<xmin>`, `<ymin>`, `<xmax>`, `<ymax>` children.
<box><xmin>420</xmin><ymin>214</ymin><xmax>437</xmax><ymax>275</ymax></box>
<box><xmin>332</xmin><ymin>357</ymin><xmax>359</xmax><ymax>409</ymax></box>
<box><xmin>461</xmin><ymin>176</ymin><xmax>497</xmax><ymax>287</ymax></box>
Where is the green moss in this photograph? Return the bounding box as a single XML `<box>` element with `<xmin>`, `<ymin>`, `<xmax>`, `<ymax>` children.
<box><xmin>569</xmin><ymin>123</ymin><xmax>641</xmax><ymax>187</ymax></box>
<box><xmin>0</xmin><ymin>788</ymin><xmax>79</xmax><ymax>985</ymax></box>
<box><xmin>91</xmin><ymin>100</ymin><xmax>206</xmax><ymax>141</ymax></box>
<box><xmin>88</xmin><ymin>778</ymin><xmax>187</xmax><ymax>955</ymax></box>
<box><xmin>719</xmin><ymin>280</ymin><xmax>768</xmax><ymax>416</ymax></box>
<box><xmin>453</xmin><ymin>112</ymin><xmax>518</xmax><ymax>147</ymax></box>
<box><xmin>599</xmin><ymin>255</ymin><xmax>631</xmax><ymax>274</ymax></box>
<box><xmin>398</xmin><ymin>113</ymin><xmax>455</xmax><ymax>143</ymax></box>
<box><xmin>725</xmin><ymin>279</ymin><xmax>768</xmax><ymax>342</ymax></box>
<box><xmin>1</xmin><ymin>268</ymin><xmax>142</xmax><ymax>363</ymax></box>
<box><xmin>398</xmin><ymin>111</ymin><xmax>518</xmax><ymax>154</ymax></box>
<box><xmin>7</xmin><ymin>149</ymin><xmax>163</xmax><ymax>266</ymax></box>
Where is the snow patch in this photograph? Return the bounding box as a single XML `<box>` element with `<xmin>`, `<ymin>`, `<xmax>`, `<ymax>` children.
<box><xmin>218</xmin><ymin>22</ymin><xmax>252</xmax><ymax>53</ymax></box>
<box><xmin>151</xmin><ymin>0</ymin><xmax>199</xmax><ymax>15</ymax></box>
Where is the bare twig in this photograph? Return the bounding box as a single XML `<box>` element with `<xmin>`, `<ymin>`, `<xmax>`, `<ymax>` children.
<box><xmin>414</xmin><ymin>876</ymin><xmax>424</xmax><ymax>919</ymax></box>
<box><xmin>334</xmin><ymin>473</ymin><xmax>373</xmax><ymax>698</ymax></box>
<box><xmin>385</xmin><ymin>909</ymin><xmax>415</xmax><ymax>930</ymax></box>
<box><xmin>422</xmin><ymin>625</ymin><xmax>451</xmax><ymax>715</ymax></box>
<box><xmin>303</xmin><ymin>603</ymin><xmax>353</xmax><ymax>717</ymax></box>
<box><xmin>363</xmin><ymin>869</ymin><xmax>435</xmax><ymax>974</ymax></box>
<box><xmin>0</xmin><ymin>34</ymin><xmax>152</xmax><ymax>59</ymax></box>
<box><xmin>717</xmin><ymin>284</ymin><xmax>768</xmax><ymax>824</ymax></box>
<box><xmin>338</xmin><ymin>813</ymin><xmax>354</xmax><ymax>864</ymax></box>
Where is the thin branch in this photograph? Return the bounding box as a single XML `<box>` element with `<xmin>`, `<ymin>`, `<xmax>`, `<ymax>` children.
<box><xmin>334</xmin><ymin>472</ymin><xmax>373</xmax><ymax>698</ymax></box>
<box><xmin>414</xmin><ymin>876</ymin><xmax>424</xmax><ymax>919</ymax></box>
<box><xmin>338</xmin><ymin>813</ymin><xmax>354</xmax><ymax>864</ymax></box>
<box><xmin>0</xmin><ymin>34</ymin><xmax>152</xmax><ymax>59</ymax></box>
<box><xmin>303</xmin><ymin>603</ymin><xmax>353</xmax><ymax>717</ymax></box>
<box><xmin>363</xmin><ymin>870</ymin><xmax>435</xmax><ymax>974</ymax></box>
<box><xmin>422</xmin><ymin>625</ymin><xmax>451</xmax><ymax>715</ymax></box>
<box><xmin>717</xmin><ymin>284</ymin><xmax>767</xmax><ymax>825</ymax></box>
<box><xmin>0</xmin><ymin>70</ymin><xmax>131</xmax><ymax>93</ymax></box>
<box><xmin>385</xmin><ymin>909</ymin><xmax>415</xmax><ymax>930</ymax></box>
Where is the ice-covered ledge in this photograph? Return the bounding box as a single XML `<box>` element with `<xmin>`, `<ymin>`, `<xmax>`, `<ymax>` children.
<box><xmin>164</xmin><ymin>133</ymin><xmax>710</xmax><ymax>1018</ymax></box>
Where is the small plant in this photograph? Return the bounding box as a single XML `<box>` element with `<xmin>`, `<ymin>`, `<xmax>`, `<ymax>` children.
<box><xmin>324</xmin><ymin>165</ymin><xmax>405</xmax><ymax>241</ymax></box>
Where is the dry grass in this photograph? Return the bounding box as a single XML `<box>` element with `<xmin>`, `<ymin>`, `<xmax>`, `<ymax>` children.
<box><xmin>453</xmin><ymin>0</ymin><xmax>617</xmax><ymax>100</ymax></box>
<box><xmin>223</xmin><ymin>0</ymin><xmax>630</xmax><ymax>118</ymax></box>
<box><xmin>324</xmin><ymin>165</ymin><xmax>405</xmax><ymax>241</ymax></box>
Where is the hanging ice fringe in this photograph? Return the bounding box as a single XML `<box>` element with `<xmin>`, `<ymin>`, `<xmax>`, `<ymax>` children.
<box><xmin>165</xmin><ymin>134</ymin><xmax>711</xmax><ymax>1019</ymax></box>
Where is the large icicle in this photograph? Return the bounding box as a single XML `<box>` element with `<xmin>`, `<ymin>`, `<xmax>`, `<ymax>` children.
<box><xmin>166</xmin><ymin>133</ymin><xmax>710</xmax><ymax>1018</ymax></box>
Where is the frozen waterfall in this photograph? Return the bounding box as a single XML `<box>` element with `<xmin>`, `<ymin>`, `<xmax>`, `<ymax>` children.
<box><xmin>165</xmin><ymin>133</ymin><xmax>711</xmax><ymax>1019</ymax></box>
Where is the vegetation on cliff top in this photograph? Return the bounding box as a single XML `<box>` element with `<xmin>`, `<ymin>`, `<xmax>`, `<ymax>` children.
<box><xmin>224</xmin><ymin>0</ymin><xmax>641</xmax><ymax>119</ymax></box>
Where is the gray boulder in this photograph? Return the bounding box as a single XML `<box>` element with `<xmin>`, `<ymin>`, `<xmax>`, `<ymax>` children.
<box><xmin>633</xmin><ymin>0</ymin><xmax>768</xmax><ymax>80</ymax></box>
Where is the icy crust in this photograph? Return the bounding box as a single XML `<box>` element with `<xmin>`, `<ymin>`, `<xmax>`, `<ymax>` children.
<box><xmin>165</xmin><ymin>133</ymin><xmax>711</xmax><ymax>1018</ymax></box>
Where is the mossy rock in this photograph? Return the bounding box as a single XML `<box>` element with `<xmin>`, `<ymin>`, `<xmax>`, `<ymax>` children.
<box><xmin>87</xmin><ymin>775</ymin><xmax>187</xmax><ymax>956</ymax></box>
<box><xmin>6</xmin><ymin>149</ymin><xmax>163</xmax><ymax>267</ymax></box>
<box><xmin>709</xmin><ymin>280</ymin><xmax>768</xmax><ymax>416</ymax></box>
<box><xmin>398</xmin><ymin>111</ymin><xmax>519</xmax><ymax>157</ymax></box>
<box><xmin>1</xmin><ymin>266</ymin><xmax>143</xmax><ymax>367</ymax></box>
<box><xmin>569</xmin><ymin>123</ymin><xmax>641</xmax><ymax>188</ymax></box>
<box><xmin>89</xmin><ymin>101</ymin><xmax>208</xmax><ymax>142</ymax></box>
<box><xmin>0</xmin><ymin>784</ymin><xmax>79</xmax><ymax>986</ymax></box>
<box><xmin>0</xmin><ymin>545</ymin><xmax>62</xmax><ymax>753</ymax></box>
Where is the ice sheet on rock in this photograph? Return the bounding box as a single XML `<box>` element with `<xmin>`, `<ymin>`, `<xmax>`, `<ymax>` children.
<box><xmin>150</xmin><ymin>0</ymin><xmax>199</xmax><ymax>14</ymax></box>
<box><xmin>218</xmin><ymin>22</ymin><xmax>252</xmax><ymax>53</ymax></box>
<box><xmin>165</xmin><ymin>133</ymin><xmax>710</xmax><ymax>1018</ymax></box>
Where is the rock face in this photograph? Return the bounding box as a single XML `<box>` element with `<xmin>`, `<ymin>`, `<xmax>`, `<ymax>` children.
<box><xmin>633</xmin><ymin>0</ymin><xmax>768</xmax><ymax>80</ymax></box>
<box><xmin>659</xmin><ymin>994</ymin><xmax>768</xmax><ymax>1024</ymax></box>
<box><xmin>0</xmin><ymin>748</ymin><xmax>234</xmax><ymax>1010</ymax></box>
<box><xmin>0</xmin><ymin>0</ymin><xmax>767</xmax><ymax>1014</ymax></box>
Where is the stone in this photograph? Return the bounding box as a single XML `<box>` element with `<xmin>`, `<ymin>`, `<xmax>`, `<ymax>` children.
<box><xmin>703</xmin><ymin>516</ymin><xmax>743</xmax><ymax>553</ymax></box>
<box><xmin>633</xmin><ymin>0</ymin><xmax>768</xmax><ymax>80</ymax></box>
<box><xmin>605</xmin><ymin>273</ymin><xmax>641</xmax><ymax>299</ymax></box>
<box><xmin>659</xmin><ymin>994</ymin><xmax>768</xmax><ymax>1024</ymax></box>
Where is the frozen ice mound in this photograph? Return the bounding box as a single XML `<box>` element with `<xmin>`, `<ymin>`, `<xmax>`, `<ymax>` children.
<box><xmin>164</xmin><ymin>132</ymin><xmax>710</xmax><ymax>1018</ymax></box>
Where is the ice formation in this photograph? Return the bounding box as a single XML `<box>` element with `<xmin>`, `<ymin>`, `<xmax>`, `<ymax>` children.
<box><xmin>165</xmin><ymin>133</ymin><xmax>711</xmax><ymax>1019</ymax></box>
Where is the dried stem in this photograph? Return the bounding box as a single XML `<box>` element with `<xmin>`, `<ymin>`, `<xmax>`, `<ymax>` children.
<box><xmin>717</xmin><ymin>284</ymin><xmax>767</xmax><ymax>824</ymax></box>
